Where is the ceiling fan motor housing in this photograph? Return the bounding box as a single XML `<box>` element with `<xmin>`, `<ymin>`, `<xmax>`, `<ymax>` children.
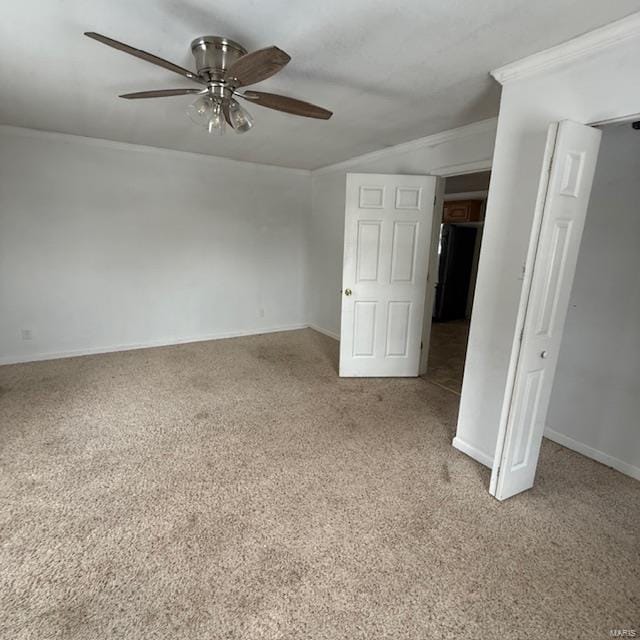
<box><xmin>190</xmin><ymin>36</ymin><xmax>247</xmax><ymax>83</ymax></box>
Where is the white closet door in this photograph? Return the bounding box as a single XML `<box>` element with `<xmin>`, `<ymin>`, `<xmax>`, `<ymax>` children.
<box><xmin>491</xmin><ymin>120</ymin><xmax>602</xmax><ymax>500</ymax></box>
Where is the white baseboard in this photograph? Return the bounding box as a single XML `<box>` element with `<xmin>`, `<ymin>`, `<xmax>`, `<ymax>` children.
<box><xmin>308</xmin><ymin>324</ymin><xmax>340</xmax><ymax>341</ymax></box>
<box><xmin>544</xmin><ymin>427</ymin><xmax>640</xmax><ymax>482</ymax></box>
<box><xmin>452</xmin><ymin>436</ymin><xmax>493</xmax><ymax>468</ymax></box>
<box><xmin>0</xmin><ymin>323</ymin><xmax>308</xmax><ymax>366</ymax></box>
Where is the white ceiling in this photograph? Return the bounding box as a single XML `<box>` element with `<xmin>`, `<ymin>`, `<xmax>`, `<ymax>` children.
<box><xmin>1</xmin><ymin>1</ymin><xmax>638</xmax><ymax>170</ymax></box>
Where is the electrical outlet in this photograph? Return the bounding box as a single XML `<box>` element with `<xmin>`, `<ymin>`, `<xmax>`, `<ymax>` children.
<box><xmin>259</xmin><ymin>308</ymin><xmax>265</xmax><ymax>318</ymax></box>
<box><xmin>21</xmin><ymin>328</ymin><xmax>33</xmax><ymax>341</ymax></box>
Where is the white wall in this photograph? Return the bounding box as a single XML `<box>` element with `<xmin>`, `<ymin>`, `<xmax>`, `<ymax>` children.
<box><xmin>454</xmin><ymin>18</ymin><xmax>640</xmax><ymax>466</ymax></box>
<box><xmin>308</xmin><ymin>120</ymin><xmax>497</xmax><ymax>339</ymax></box>
<box><xmin>0</xmin><ymin>127</ymin><xmax>310</xmax><ymax>363</ymax></box>
<box><xmin>545</xmin><ymin>124</ymin><xmax>640</xmax><ymax>479</ymax></box>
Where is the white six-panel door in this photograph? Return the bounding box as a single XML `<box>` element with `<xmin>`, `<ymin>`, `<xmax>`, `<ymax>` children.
<box><xmin>491</xmin><ymin>121</ymin><xmax>602</xmax><ymax>500</ymax></box>
<box><xmin>340</xmin><ymin>173</ymin><xmax>436</xmax><ymax>377</ymax></box>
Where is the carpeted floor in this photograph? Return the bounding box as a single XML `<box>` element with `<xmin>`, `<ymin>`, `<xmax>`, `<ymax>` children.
<box><xmin>0</xmin><ymin>329</ymin><xmax>638</xmax><ymax>639</ymax></box>
<box><xmin>424</xmin><ymin>320</ymin><xmax>470</xmax><ymax>394</ymax></box>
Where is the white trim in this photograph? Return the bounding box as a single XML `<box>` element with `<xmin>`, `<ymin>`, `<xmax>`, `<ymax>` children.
<box><xmin>545</xmin><ymin>427</ymin><xmax>640</xmax><ymax>482</ymax></box>
<box><xmin>0</xmin><ymin>324</ymin><xmax>308</xmax><ymax>366</ymax></box>
<box><xmin>452</xmin><ymin>436</ymin><xmax>493</xmax><ymax>468</ymax></box>
<box><xmin>430</xmin><ymin>158</ymin><xmax>493</xmax><ymax>177</ymax></box>
<box><xmin>590</xmin><ymin>112</ymin><xmax>640</xmax><ymax>127</ymax></box>
<box><xmin>0</xmin><ymin>125</ymin><xmax>311</xmax><ymax>176</ymax></box>
<box><xmin>308</xmin><ymin>324</ymin><xmax>340</xmax><ymax>341</ymax></box>
<box><xmin>0</xmin><ymin>118</ymin><xmax>499</xmax><ymax>178</ymax></box>
<box><xmin>491</xmin><ymin>11</ymin><xmax>640</xmax><ymax>85</ymax></box>
<box><xmin>444</xmin><ymin>190</ymin><xmax>488</xmax><ymax>201</ymax></box>
<box><xmin>420</xmin><ymin>176</ymin><xmax>446</xmax><ymax>375</ymax></box>
<box><xmin>312</xmin><ymin>119</ymin><xmax>497</xmax><ymax>176</ymax></box>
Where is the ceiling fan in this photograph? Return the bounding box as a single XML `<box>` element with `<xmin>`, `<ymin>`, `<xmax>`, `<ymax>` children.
<box><xmin>84</xmin><ymin>32</ymin><xmax>333</xmax><ymax>135</ymax></box>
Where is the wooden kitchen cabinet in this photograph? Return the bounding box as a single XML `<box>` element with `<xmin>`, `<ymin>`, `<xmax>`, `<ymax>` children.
<box><xmin>443</xmin><ymin>199</ymin><xmax>483</xmax><ymax>223</ymax></box>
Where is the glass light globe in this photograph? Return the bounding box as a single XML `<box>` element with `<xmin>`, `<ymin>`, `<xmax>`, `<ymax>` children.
<box><xmin>187</xmin><ymin>95</ymin><xmax>214</xmax><ymax>126</ymax></box>
<box><xmin>228</xmin><ymin>98</ymin><xmax>254</xmax><ymax>134</ymax></box>
<box><xmin>206</xmin><ymin>100</ymin><xmax>226</xmax><ymax>135</ymax></box>
<box><xmin>187</xmin><ymin>95</ymin><xmax>226</xmax><ymax>135</ymax></box>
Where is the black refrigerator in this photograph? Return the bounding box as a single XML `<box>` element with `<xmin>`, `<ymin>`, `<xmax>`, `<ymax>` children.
<box><xmin>433</xmin><ymin>224</ymin><xmax>478</xmax><ymax>322</ymax></box>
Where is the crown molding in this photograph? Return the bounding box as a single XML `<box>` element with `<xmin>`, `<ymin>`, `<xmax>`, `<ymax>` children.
<box><xmin>491</xmin><ymin>11</ymin><xmax>640</xmax><ymax>85</ymax></box>
<box><xmin>0</xmin><ymin>118</ymin><xmax>499</xmax><ymax>178</ymax></box>
<box><xmin>312</xmin><ymin>118</ymin><xmax>497</xmax><ymax>176</ymax></box>
<box><xmin>0</xmin><ymin>125</ymin><xmax>312</xmax><ymax>176</ymax></box>
<box><xmin>431</xmin><ymin>158</ymin><xmax>492</xmax><ymax>177</ymax></box>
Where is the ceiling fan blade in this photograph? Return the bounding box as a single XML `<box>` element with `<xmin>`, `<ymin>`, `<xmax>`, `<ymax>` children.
<box><xmin>227</xmin><ymin>47</ymin><xmax>291</xmax><ymax>87</ymax></box>
<box><xmin>240</xmin><ymin>91</ymin><xmax>332</xmax><ymax>119</ymax></box>
<box><xmin>120</xmin><ymin>89</ymin><xmax>204</xmax><ymax>99</ymax></box>
<box><xmin>84</xmin><ymin>32</ymin><xmax>204</xmax><ymax>83</ymax></box>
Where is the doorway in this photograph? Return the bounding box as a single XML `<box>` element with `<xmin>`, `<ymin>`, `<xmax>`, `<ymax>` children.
<box><xmin>492</xmin><ymin>118</ymin><xmax>640</xmax><ymax>499</ymax></box>
<box><xmin>424</xmin><ymin>171</ymin><xmax>491</xmax><ymax>394</ymax></box>
<box><xmin>542</xmin><ymin>120</ymin><xmax>640</xmax><ymax>481</ymax></box>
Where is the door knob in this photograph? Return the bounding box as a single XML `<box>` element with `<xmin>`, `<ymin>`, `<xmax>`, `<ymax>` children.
<box><xmin>540</xmin><ymin>350</ymin><xmax>548</xmax><ymax>359</ymax></box>
<box><xmin>344</xmin><ymin>288</ymin><xmax>352</xmax><ymax>296</ymax></box>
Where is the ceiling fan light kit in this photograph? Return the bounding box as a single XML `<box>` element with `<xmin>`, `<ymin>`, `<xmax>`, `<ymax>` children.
<box><xmin>84</xmin><ymin>32</ymin><xmax>332</xmax><ymax>136</ymax></box>
<box><xmin>187</xmin><ymin>93</ymin><xmax>228</xmax><ymax>135</ymax></box>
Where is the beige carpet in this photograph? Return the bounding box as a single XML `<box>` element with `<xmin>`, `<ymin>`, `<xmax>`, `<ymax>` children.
<box><xmin>424</xmin><ymin>320</ymin><xmax>470</xmax><ymax>394</ymax></box>
<box><xmin>0</xmin><ymin>329</ymin><xmax>638</xmax><ymax>639</ymax></box>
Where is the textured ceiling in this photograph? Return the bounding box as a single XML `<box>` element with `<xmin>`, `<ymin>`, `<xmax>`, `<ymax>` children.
<box><xmin>1</xmin><ymin>0</ymin><xmax>638</xmax><ymax>169</ymax></box>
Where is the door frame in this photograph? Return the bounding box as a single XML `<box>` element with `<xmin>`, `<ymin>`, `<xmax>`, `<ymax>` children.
<box><xmin>419</xmin><ymin>159</ymin><xmax>493</xmax><ymax>375</ymax></box>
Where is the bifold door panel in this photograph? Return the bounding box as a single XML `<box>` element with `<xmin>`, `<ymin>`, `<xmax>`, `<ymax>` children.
<box><xmin>491</xmin><ymin>120</ymin><xmax>602</xmax><ymax>500</ymax></box>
